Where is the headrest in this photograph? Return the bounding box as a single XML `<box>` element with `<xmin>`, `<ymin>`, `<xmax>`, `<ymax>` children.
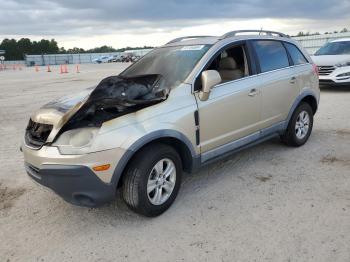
<box><xmin>219</xmin><ymin>57</ymin><xmax>238</xmax><ymax>70</ymax></box>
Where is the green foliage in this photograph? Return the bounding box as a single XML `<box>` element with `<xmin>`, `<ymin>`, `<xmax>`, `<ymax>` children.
<box><xmin>0</xmin><ymin>38</ymin><xmax>154</xmax><ymax>60</ymax></box>
<box><xmin>0</xmin><ymin>38</ymin><xmax>59</xmax><ymax>60</ymax></box>
<box><xmin>293</xmin><ymin>28</ymin><xmax>349</xmax><ymax>37</ymax></box>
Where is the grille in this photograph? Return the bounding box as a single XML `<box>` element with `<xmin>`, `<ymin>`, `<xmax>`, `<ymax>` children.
<box><xmin>318</xmin><ymin>66</ymin><xmax>336</xmax><ymax>76</ymax></box>
<box><xmin>25</xmin><ymin>119</ymin><xmax>53</xmax><ymax>148</ymax></box>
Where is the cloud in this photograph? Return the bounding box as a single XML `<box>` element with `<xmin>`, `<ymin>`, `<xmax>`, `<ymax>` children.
<box><xmin>0</xmin><ymin>0</ymin><xmax>349</xmax><ymax>47</ymax></box>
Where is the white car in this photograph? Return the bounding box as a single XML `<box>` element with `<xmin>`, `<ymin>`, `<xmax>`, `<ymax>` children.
<box><xmin>311</xmin><ymin>38</ymin><xmax>350</xmax><ymax>86</ymax></box>
<box><xmin>92</xmin><ymin>56</ymin><xmax>112</xmax><ymax>64</ymax></box>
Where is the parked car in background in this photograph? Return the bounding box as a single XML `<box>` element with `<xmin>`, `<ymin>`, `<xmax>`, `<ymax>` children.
<box><xmin>22</xmin><ymin>30</ymin><xmax>319</xmax><ymax>217</ymax></box>
<box><xmin>311</xmin><ymin>38</ymin><xmax>350</xmax><ymax>86</ymax></box>
<box><xmin>92</xmin><ymin>56</ymin><xmax>112</xmax><ymax>63</ymax></box>
<box><xmin>122</xmin><ymin>54</ymin><xmax>134</xmax><ymax>62</ymax></box>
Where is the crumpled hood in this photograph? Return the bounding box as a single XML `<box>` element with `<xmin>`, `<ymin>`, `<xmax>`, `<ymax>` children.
<box><xmin>27</xmin><ymin>74</ymin><xmax>168</xmax><ymax>144</ymax></box>
<box><xmin>31</xmin><ymin>87</ymin><xmax>93</xmax><ymax>126</ymax></box>
<box><xmin>311</xmin><ymin>55</ymin><xmax>350</xmax><ymax>66</ymax></box>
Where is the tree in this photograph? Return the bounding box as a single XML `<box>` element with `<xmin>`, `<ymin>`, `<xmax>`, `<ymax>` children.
<box><xmin>0</xmin><ymin>37</ymin><xmax>156</xmax><ymax>60</ymax></box>
<box><xmin>86</xmin><ymin>45</ymin><xmax>117</xmax><ymax>53</ymax></box>
<box><xmin>0</xmin><ymin>39</ymin><xmax>20</xmax><ymax>60</ymax></box>
<box><xmin>67</xmin><ymin>47</ymin><xmax>85</xmax><ymax>53</ymax></box>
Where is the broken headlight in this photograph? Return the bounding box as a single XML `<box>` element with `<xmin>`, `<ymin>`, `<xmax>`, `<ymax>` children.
<box><xmin>53</xmin><ymin>127</ymin><xmax>99</xmax><ymax>155</ymax></box>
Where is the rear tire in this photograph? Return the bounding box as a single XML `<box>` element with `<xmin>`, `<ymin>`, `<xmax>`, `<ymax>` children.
<box><xmin>121</xmin><ymin>143</ymin><xmax>182</xmax><ymax>217</ymax></box>
<box><xmin>281</xmin><ymin>102</ymin><xmax>313</xmax><ymax>147</ymax></box>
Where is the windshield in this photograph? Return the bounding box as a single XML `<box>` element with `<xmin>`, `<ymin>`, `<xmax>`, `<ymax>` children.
<box><xmin>120</xmin><ymin>45</ymin><xmax>211</xmax><ymax>88</ymax></box>
<box><xmin>315</xmin><ymin>41</ymin><xmax>350</xmax><ymax>55</ymax></box>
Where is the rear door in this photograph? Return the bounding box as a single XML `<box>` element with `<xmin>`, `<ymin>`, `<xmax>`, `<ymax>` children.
<box><xmin>250</xmin><ymin>40</ymin><xmax>299</xmax><ymax>129</ymax></box>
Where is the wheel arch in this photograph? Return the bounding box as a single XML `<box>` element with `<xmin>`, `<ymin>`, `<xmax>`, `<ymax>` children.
<box><xmin>286</xmin><ymin>91</ymin><xmax>318</xmax><ymax>127</ymax></box>
<box><xmin>300</xmin><ymin>95</ymin><xmax>318</xmax><ymax>115</ymax></box>
<box><xmin>111</xmin><ymin>130</ymin><xmax>199</xmax><ymax>187</ymax></box>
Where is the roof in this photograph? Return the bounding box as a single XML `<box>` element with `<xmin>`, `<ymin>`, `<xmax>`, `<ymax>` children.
<box><xmin>164</xmin><ymin>34</ymin><xmax>292</xmax><ymax>47</ymax></box>
<box><xmin>163</xmin><ymin>30</ymin><xmax>290</xmax><ymax>47</ymax></box>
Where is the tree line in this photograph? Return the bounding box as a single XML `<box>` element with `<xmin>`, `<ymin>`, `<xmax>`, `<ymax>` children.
<box><xmin>294</xmin><ymin>27</ymin><xmax>349</xmax><ymax>37</ymax></box>
<box><xmin>0</xmin><ymin>38</ymin><xmax>153</xmax><ymax>60</ymax></box>
<box><xmin>1</xmin><ymin>28</ymin><xmax>349</xmax><ymax>60</ymax></box>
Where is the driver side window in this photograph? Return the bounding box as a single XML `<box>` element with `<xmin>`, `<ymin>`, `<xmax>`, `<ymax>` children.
<box><xmin>208</xmin><ymin>45</ymin><xmax>249</xmax><ymax>82</ymax></box>
<box><xmin>195</xmin><ymin>44</ymin><xmax>250</xmax><ymax>90</ymax></box>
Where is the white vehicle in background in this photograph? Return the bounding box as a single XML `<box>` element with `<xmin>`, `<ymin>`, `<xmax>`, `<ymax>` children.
<box><xmin>311</xmin><ymin>38</ymin><xmax>350</xmax><ymax>86</ymax></box>
<box><xmin>92</xmin><ymin>56</ymin><xmax>112</xmax><ymax>64</ymax></box>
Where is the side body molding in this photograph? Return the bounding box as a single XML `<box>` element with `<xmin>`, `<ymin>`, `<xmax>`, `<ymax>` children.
<box><xmin>110</xmin><ymin>129</ymin><xmax>198</xmax><ymax>186</ymax></box>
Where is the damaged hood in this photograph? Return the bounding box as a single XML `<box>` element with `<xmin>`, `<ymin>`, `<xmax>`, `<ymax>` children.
<box><xmin>31</xmin><ymin>87</ymin><xmax>94</xmax><ymax>126</ymax></box>
<box><xmin>28</xmin><ymin>74</ymin><xmax>169</xmax><ymax>144</ymax></box>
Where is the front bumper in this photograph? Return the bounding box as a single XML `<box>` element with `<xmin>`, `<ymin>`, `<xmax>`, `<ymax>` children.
<box><xmin>25</xmin><ymin>163</ymin><xmax>115</xmax><ymax>207</ymax></box>
<box><xmin>22</xmin><ymin>144</ymin><xmax>126</xmax><ymax>183</ymax></box>
<box><xmin>319</xmin><ymin>66</ymin><xmax>350</xmax><ymax>86</ymax></box>
<box><xmin>22</xmin><ymin>143</ymin><xmax>128</xmax><ymax>207</ymax></box>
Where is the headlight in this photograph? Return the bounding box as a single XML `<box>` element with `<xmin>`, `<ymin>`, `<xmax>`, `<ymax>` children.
<box><xmin>335</xmin><ymin>61</ymin><xmax>350</xmax><ymax>67</ymax></box>
<box><xmin>337</xmin><ymin>72</ymin><xmax>350</xmax><ymax>77</ymax></box>
<box><xmin>53</xmin><ymin>127</ymin><xmax>99</xmax><ymax>155</ymax></box>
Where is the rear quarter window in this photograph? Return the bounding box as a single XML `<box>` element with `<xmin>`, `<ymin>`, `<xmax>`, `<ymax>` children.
<box><xmin>252</xmin><ymin>40</ymin><xmax>290</xmax><ymax>73</ymax></box>
<box><xmin>284</xmin><ymin>43</ymin><xmax>308</xmax><ymax>65</ymax></box>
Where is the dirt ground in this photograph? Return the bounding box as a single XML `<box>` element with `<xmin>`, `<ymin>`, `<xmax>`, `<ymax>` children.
<box><xmin>0</xmin><ymin>63</ymin><xmax>349</xmax><ymax>262</ymax></box>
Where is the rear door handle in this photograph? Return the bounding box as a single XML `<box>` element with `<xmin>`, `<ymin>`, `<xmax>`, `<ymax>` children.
<box><xmin>290</xmin><ymin>76</ymin><xmax>297</xmax><ymax>84</ymax></box>
<box><xmin>248</xmin><ymin>88</ymin><xmax>258</xmax><ymax>97</ymax></box>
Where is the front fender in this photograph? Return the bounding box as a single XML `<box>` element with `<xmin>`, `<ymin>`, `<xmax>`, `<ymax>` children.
<box><xmin>110</xmin><ymin>129</ymin><xmax>197</xmax><ymax>186</ymax></box>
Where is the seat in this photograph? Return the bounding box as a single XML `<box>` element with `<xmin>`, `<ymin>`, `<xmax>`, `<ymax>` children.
<box><xmin>218</xmin><ymin>57</ymin><xmax>244</xmax><ymax>82</ymax></box>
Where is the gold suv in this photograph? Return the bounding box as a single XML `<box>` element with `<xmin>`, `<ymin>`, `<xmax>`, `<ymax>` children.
<box><xmin>22</xmin><ymin>30</ymin><xmax>320</xmax><ymax>216</ymax></box>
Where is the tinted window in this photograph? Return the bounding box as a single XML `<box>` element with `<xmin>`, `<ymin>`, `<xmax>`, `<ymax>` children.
<box><xmin>252</xmin><ymin>40</ymin><xmax>289</xmax><ymax>73</ymax></box>
<box><xmin>285</xmin><ymin>43</ymin><xmax>308</xmax><ymax>65</ymax></box>
<box><xmin>315</xmin><ymin>41</ymin><xmax>350</xmax><ymax>55</ymax></box>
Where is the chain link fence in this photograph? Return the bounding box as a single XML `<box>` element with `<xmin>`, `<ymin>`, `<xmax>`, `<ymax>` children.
<box><xmin>24</xmin><ymin>49</ymin><xmax>152</xmax><ymax>66</ymax></box>
<box><xmin>293</xmin><ymin>31</ymin><xmax>350</xmax><ymax>54</ymax></box>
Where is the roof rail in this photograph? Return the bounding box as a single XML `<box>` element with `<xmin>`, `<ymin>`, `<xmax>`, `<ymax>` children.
<box><xmin>166</xmin><ymin>35</ymin><xmax>213</xmax><ymax>44</ymax></box>
<box><xmin>219</xmin><ymin>30</ymin><xmax>288</xmax><ymax>39</ymax></box>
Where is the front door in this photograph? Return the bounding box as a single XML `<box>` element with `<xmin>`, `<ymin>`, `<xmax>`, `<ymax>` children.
<box><xmin>195</xmin><ymin>44</ymin><xmax>261</xmax><ymax>160</ymax></box>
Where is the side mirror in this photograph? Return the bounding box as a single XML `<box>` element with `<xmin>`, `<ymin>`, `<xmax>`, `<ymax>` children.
<box><xmin>199</xmin><ymin>70</ymin><xmax>221</xmax><ymax>101</ymax></box>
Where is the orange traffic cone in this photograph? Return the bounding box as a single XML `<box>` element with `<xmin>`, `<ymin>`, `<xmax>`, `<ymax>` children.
<box><xmin>35</xmin><ymin>65</ymin><xmax>39</xmax><ymax>72</ymax></box>
<box><xmin>64</xmin><ymin>64</ymin><xmax>68</xmax><ymax>73</ymax></box>
<box><xmin>47</xmin><ymin>65</ymin><xmax>51</xmax><ymax>72</ymax></box>
<box><xmin>60</xmin><ymin>64</ymin><xmax>64</xmax><ymax>74</ymax></box>
<box><xmin>76</xmin><ymin>64</ymin><xmax>80</xmax><ymax>73</ymax></box>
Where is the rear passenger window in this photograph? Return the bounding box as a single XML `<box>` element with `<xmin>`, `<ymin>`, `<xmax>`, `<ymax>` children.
<box><xmin>252</xmin><ymin>40</ymin><xmax>290</xmax><ymax>73</ymax></box>
<box><xmin>284</xmin><ymin>43</ymin><xmax>308</xmax><ymax>65</ymax></box>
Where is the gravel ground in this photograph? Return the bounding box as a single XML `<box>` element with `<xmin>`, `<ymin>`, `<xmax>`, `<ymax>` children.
<box><xmin>0</xmin><ymin>63</ymin><xmax>349</xmax><ymax>262</ymax></box>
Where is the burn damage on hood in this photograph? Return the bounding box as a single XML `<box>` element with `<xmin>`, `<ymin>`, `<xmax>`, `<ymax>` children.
<box><xmin>25</xmin><ymin>74</ymin><xmax>169</xmax><ymax>148</ymax></box>
<box><xmin>60</xmin><ymin>74</ymin><xmax>169</xmax><ymax>132</ymax></box>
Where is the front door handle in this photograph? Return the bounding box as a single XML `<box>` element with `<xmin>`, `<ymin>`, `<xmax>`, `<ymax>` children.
<box><xmin>248</xmin><ymin>88</ymin><xmax>258</xmax><ymax>97</ymax></box>
<box><xmin>290</xmin><ymin>76</ymin><xmax>297</xmax><ymax>84</ymax></box>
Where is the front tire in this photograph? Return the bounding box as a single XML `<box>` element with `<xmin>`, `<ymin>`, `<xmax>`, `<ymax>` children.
<box><xmin>281</xmin><ymin>102</ymin><xmax>314</xmax><ymax>147</ymax></box>
<box><xmin>121</xmin><ymin>143</ymin><xmax>182</xmax><ymax>217</ymax></box>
